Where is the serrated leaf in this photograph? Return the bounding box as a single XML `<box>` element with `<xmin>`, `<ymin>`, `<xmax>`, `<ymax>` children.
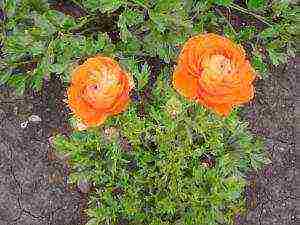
<box><xmin>117</xmin><ymin>37</ymin><xmax>141</xmax><ymax>55</ymax></box>
<box><xmin>157</xmin><ymin>43</ymin><xmax>171</xmax><ymax>63</ymax></box>
<box><xmin>260</xmin><ymin>26</ymin><xmax>280</xmax><ymax>39</ymax></box>
<box><xmin>122</xmin><ymin>10</ymin><xmax>144</xmax><ymax>26</ymax></box>
<box><xmin>138</xmin><ymin>62</ymin><xmax>150</xmax><ymax>90</ymax></box>
<box><xmin>118</xmin><ymin>13</ymin><xmax>133</xmax><ymax>42</ymax></box>
<box><xmin>30</xmin><ymin>41</ymin><xmax>45</xmax><ymax>56</ymax></box>
<box><xmin>31</xmin><ymin>62</ymin><xmax>46</xmax><ymax>90</ymax></box>
<box><xmin>223</xmin><ymin>25</ymin><xmax>237</xmax><ymax>41</ymax></box>
<box><xmin>0</xmin><ymin>71</ymin><xmax>11</xmax><ymax>85</ymax></box>
<box><xmin>238</xmin><ymin>26</ymin><xmax>256</xmax><ymax>41</ymax></box>
<box><xmin>267</xmin><ymin>48</ymin><xmax>287</xmax><ymax>66</ymax></box>
<box><xmin>28</xmin><ymin>0</ymin><xmax>49</xmax><ymax>13</ymax></box>
<box><xmin>8</xmin><ymin>75</ymin><xmax>27</xmax><ymax>96</ymax></box>
<box><xmin>49</xmin><ymin>63</ymin><xmax>68</xmax><ymax>74</ymax></box>
<box><xmin>149</xmin><ymin>12</ymin><xmax>169</xmax><ymax>33</ymax></box>
<box><xmin>247</xmin><ymin>0</ymin><xmax>266</xmax><ymax>10</ymax></box>
<box><xmin>15</xmin><ymin>82</ymin><xmax>26</xmax><ymax>96</ymax></box>
<box><xmin>32</xmin><ymin>12</ymin><xmax>56</xmax><ymax>35</ymax></box>
<box><xmin>251</xmin><ymin>52</ymin><xmax>268</xmax><ymax>78</ymax></box>
<box><xmin>213</xmin><ymin>0</ymin><xmax>233</xmax><ymax>6</ymax></box>
<box><xmin>3</xmin><ymin>0</ymin><xmax>19</xmax><ymax>18</ymax></box>
<box><xmin>83</xmin><ymin>0</ymin><xmax>123</xmax><ymax>13</ymax></box>
<box><xmin>44</xmin><ymin>10</ymin><xmax>77</xmax><ymax>31</ymax></box>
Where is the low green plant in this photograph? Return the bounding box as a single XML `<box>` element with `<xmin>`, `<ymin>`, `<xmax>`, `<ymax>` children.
<box><xmin>54</xmin><ymin>69</ymin><xmax>269</xmax><ymax>225</ymax></box>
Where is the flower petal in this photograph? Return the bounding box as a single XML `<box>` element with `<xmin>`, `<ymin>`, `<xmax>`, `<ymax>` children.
<box><xmin>173</xmin><ymin>65</ymin><xmax>200</xmax><ymax>100</ymax></box>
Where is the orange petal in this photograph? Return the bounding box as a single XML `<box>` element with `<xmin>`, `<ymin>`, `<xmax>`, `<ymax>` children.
<box><xmin>110</xmin><ymin>93</ymin><xmax>131</xmax><ymax>115</ymax></box>
<box><xmin>233</xmin><ymin>85</ymin><xmax>255</xmax><ymax>104</ymax></box>
<box><xmin>172</xmin><ymin>65</ymin><xmax>199</xmax><ymax>100</ymax></box>
<box><xmin>83</xmin><ymin>112</ymin><xmax>107</xmax><ymax>127</ymax></box>
<box><xmin>213</xmin><ymin>104</ymin><xmax>233</xmax><ymax>117</ymax></box>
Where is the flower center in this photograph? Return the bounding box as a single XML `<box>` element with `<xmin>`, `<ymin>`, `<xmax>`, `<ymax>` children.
<box><xmin>83</xmin><ymin>68</ymin><xmax>121</xmax><ymax>110</ymax></box>
<box><xmin>202</xmin><ymin>54</ymin><xmax>234</xmax><ymax>77</ymax></box>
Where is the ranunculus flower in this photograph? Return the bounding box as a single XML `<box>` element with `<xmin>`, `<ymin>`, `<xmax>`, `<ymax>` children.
<box><xmin>67</xmin><ymin>55</ymin><xmax>134</xmax><ymax>128</ymax></box>
<box><xmin>172</xmin><ymin>33</ymin><xmax>256</xmax><ymax>116</ymax></box>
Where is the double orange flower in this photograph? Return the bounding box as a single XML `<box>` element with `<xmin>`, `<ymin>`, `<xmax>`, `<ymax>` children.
<box><xmin>173</xmin><ymin>33</ymin><xmax>256</xmax><ymax>116</ymax></box>
<box><xmin>67</xmin><ymin>56</ymin><xmax>134</xmax><ymax>128</ymax></box>
<box><xmin>67</xmin><ymin>34</ymin><xmax>255</xmax><ymax>128</ymax></box>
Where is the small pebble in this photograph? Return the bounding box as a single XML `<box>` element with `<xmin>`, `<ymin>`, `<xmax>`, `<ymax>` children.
<box><xmin>20</xmin><ymin>121</ymin><xmax>28</xmax><ymax>129</ymax></box>
<box><xmin>28</xmin><ymin>115</ymin><xmax>42</xmax><ymax>122</ymax></box>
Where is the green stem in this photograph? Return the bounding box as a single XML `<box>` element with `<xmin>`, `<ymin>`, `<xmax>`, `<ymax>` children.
<box><xmin>229</xmin><ymin>3</ymin><xmax>272</xmax><ymax>27</ymax></box>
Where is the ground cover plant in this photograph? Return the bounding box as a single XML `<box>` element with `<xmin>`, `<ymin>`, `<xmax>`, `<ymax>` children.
<box><xmin>0</xmin><ymin>0</ymin><xmax>297</xmax><ymax>93</ymax></box>
<box><xmin>0</xmin><ymin>0</ymin><xmax>297</xmax><ymax>225</ymax></box>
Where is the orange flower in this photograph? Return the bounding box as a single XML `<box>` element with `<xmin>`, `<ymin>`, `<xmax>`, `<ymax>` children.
<box><xmin>172</xmin><ymin>33</ymin><xmax>256</xmax><ymax>116</ymax></box>
<box><xmin>67</xmin><ymin>55</ymin><xmax>134</xmax><ymax>128</ymax></box>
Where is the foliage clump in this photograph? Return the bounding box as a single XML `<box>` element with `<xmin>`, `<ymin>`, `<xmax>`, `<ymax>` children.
<box><xmin>54</xmin><ymin>73</ymin><xmax>269</xmax><ymax>225</ymax></box>
<box><xmin>0</xmin><ymin>0</ymin><xmax>297</xmax><ymax>93</ymax></box>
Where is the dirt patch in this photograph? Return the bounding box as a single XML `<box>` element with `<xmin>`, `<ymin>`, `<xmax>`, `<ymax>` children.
<box><xmin>237</xmin><ymin>58</ymin><xmax>297</xmax><ymax>225</ymax></box>
<box><xmin>0</xmin><ymin>76</ymin><xmax>86</xmax><ymax>225</ymax></box>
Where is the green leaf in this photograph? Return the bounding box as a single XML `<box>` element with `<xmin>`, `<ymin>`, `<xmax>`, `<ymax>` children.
<box><xmin>149</xmin><ymin>12</ymin><xmax>169</xmax><ymax>33</ymax></box>
<box><xmin>30</xmin><ymin>41</ymin><xmax>45</xmax><ymax>56</ymax></box>
<box><xmin>44</xmin><ymin>10</ymin><xmax>77</xmax><ymax>31</ymax></box>
<box><xmin>223</xmin><ymin>25</ymin><xmax>237</xmax><ymax>41</ymax></box>
<box><xmin>251</xmin><ymin>52</ymin><xmax>268</xmax><ymax>78</ymax></box>
<box><xmin>0</xmin><ymin>71</ymin><xmax>11</xmax><ymax>85</ymax></box>
<box><xmin>33</xmin><ymin>12</ymin><xmax>56</xmax><ymax>35</ymax></box>
<box><xmin>83</xmin><ymin>0</ymin><xmax>123</xmax><ymax>13</ymax></box>
<box><xmin>49</xmin><ymin>63</ymin><xmax>68</xmax><ymax>74</ymax></box>
<box><xmin>15</xmin><ymin>82</ymin><xmax>26</xmax><ymax>96</ymax></box>
<box><xmin>213</xmin><ymin>0</ymin><xmax>233</xmax><ymax>6</ymax></box>
<box><xmin>121</xmin><ymin>58</ymin><xmax>149</xmax><ymax>90</ymax></box>
<box><xmin>260</xmin><ymin>26</ymin><xmax>280</xmax><ymax>39</ymax></box>
<box><xmin>122</xmin><ymin>10</ymin><xmax>144</xmax><ymax>26</ymax></box>
<box><xmin>247</xmin><ymin>0</ymin><xmax>266</xmax><ymax>10</ymax></box>
<box><xmin>238</xmin><ymin>26</ymin><xmax>256</xmax><ymax>42</ymax></box>
<box><xmin>118</xmin><ymin>37</ymin><xmax>141</xmax><ymax>55</ymax></box>
<box><xmin>93</xmin><ymin>33</ymin><xmax>111</xmax><ymax>53</ymax></box>
<box><xmin>118</xmin><ymin>13</ymin><xmax>133</xmax><ymax>42</ymax></box>
<box><xmin>31</xmin><ymin>60</ymin><xmax>47</xmax><ymax>90</ymax></box>
<box><xmin>267</xmin><ymin>48</ymin><xmax>287</xmax><ymax>66</ymax></box>
<box><xmin>3</xmin><ymin>0</ymin><xmax>19</xmax><ymax>18</ymax></box>
<box><xmin>28</xmin><ymin>0</ymin><xmax>49</xmax><ymax>13</ymax></box>
<box><xmin>8</xmin><ymin>75</ymin><xmax>27</xmax><ymax>96</ymax></box>
<box><xmin>138</xmin><ymin>62</ymin><xmax>150</xmax><ymax>90</ymax></box>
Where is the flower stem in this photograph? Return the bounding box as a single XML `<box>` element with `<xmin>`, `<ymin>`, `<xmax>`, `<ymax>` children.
<box><xmin>229</xmin><ymin>3</ymin><xmax>272</xmax><ymax>27</ymax></box>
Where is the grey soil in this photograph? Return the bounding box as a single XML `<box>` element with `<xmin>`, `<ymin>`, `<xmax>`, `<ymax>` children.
<box><xmin>0</xmin><ymin>77</ymin><xmax>86</xmax><ymax>225</ymax></box>
<box><xmin>239</xmin><ymin>58</ymin><xmax>297</xmax><ymax>225</ymax></box>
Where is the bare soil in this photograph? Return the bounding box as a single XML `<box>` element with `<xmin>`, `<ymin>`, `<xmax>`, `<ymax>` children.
<box><xmin>238</xmin><ymin>58</ymin><xmax>297</xmax><ymax>225</ymax></box>
<box><xmin>0</xmin><ymin>76</ymin><xmax>87</xmax><ymax>225</ymax></box>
